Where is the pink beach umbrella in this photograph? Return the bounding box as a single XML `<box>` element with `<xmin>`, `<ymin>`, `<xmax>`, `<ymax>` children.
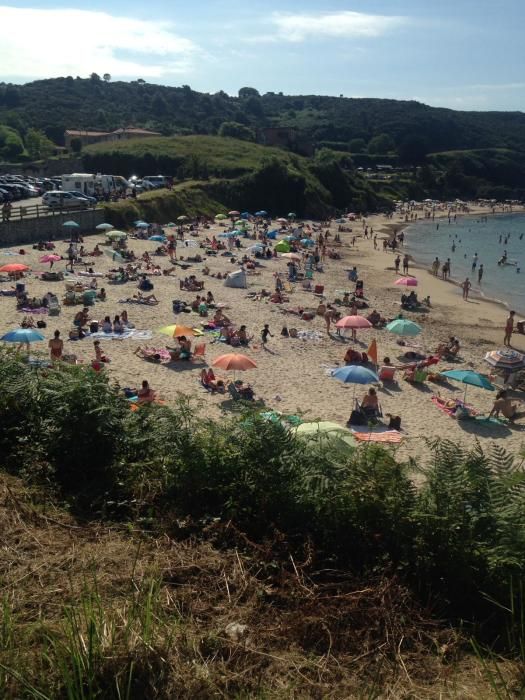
<box><xmin>394</xmin><ymin>277</ymin><xmax>418</xmax><ymax>287</ymax></box>
<box><xmin>39</xmin><ymin>254</ymin><xmax>61</xmax><ymax>264</ymax></box>
<box><xmin>335</xmin><ymin>315</ymin><xmax>372</xmax><ymax>330</ymax></box>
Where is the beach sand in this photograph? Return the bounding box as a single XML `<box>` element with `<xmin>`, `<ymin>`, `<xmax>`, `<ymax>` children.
<box><xmin>1</xmin><ymin>204</ymin><xmax>525</xmax><ymax>463</ymax></box>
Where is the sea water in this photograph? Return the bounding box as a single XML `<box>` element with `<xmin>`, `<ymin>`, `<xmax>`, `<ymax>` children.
<box><xmin>405</xmin><ymin>214</ymin><xmax>525</xmax><ymax>314</ymax></box>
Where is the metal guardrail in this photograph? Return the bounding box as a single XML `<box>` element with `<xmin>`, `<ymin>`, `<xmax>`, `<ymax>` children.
<box><xmin>1</xmin><ymin>202</ymin><xmax>97</xmax><ymax>223</ymax></box>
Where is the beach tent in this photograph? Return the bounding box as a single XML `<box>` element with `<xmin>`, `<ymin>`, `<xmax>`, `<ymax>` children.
<box><xmin>275</xmin><ymin>241</ymin><xmax>290</xmax><ymax>253</ymax></box>
<box><xmin>224</xmin><ymin>270</ymin><xmax>247</xmax><ymax>289</ymax></box>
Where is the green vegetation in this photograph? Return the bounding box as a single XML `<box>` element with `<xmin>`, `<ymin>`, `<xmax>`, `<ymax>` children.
<box><xmin>89</xmin><ymin>136</ymin><xmax>387</xmax><ymax>220</ymax></box>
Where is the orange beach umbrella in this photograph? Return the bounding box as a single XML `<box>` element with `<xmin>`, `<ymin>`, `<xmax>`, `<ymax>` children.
<box><xmin>0</xmin><ymin>263</ymin><xmax>30</xmax><ymax>273</ymax></box>
<box><xmin>212</xmin><ymin>353</ymin><xmax>257</xmax><ymax>371</ymax></box>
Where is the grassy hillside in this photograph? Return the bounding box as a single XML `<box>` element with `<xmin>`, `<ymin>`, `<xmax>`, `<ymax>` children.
<box><xmin>89</xmin><ymin>135</ymin><xmax>388</xmax><ymax>220</ymax></box>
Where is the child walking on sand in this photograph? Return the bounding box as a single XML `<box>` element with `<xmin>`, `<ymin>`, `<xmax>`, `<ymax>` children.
<box><xmin>261</xmin><ymin>324</ymin><xmax>273</xmax><ymax>347</ymax></box>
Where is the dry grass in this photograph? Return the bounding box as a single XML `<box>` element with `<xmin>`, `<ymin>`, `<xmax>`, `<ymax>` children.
<box><xmin>0</xmin><ymin>474</ymin><xmax>519</xmax><ymax>699</ymax></box>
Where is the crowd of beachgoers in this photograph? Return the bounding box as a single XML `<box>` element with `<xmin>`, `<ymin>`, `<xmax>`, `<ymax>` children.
<box><xmin>1</xmin><ymin>199</ymin><xmax>524</xmax><ymax>458</ymax></box>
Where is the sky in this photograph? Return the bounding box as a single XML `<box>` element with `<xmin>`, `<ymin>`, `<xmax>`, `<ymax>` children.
<box><xmin>1</xmin><ymin>0</ymin><xmax>524</xmax><ymax>111</ymax></box>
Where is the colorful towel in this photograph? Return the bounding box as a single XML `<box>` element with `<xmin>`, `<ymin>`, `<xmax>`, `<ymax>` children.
<box><xmin>351</xmin><ymin>428</ymin><xmax>403</xmax><ymax>444</ymax></box>
<box><xmin>431</xmin><ymin>395</ymin><xmax>478</xmax><ymax>418</ymax></box>
<box><xmin>86</xmin><ymin>330</ymin><xmax>153</xmax><ymax>341</ymax></box>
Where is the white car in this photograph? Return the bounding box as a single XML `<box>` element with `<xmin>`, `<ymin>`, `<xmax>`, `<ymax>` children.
<box><xmin>42</xmin><ymin>191</ymin><xmax>89</xmax><ymax>209</ymax></box>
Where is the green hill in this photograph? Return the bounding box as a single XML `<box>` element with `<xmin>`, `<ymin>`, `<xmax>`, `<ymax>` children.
<box><xmin>88</xmin><ymin>135</ymin><xmax>387</xmax><ymax>223</ymax></box>
<box><xmin>2</xmin><ymin>77</ymin><xmax>525</xmax><ymax>157</ymax></box>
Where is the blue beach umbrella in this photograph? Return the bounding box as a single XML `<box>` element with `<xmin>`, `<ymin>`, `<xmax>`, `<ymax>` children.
<box><xmin>255</xmin><ymin>210</ymin><xmax>268</xmax><ymax>217</ymax></box>
<box><xmin>301</xmin><ymin>238</ymin><xmax>315</xmax><ymax>246</ymax></box>
<box><xmin>331</xmin><ymin>364</ymin><xmax>378</xmax><ymax>399</ymax></box>
<box><xmin>62</xmin><ymin>220</ymin><xmax>79</xmax><ymax>228</ymax></box>
<box><xmin>1</xmin><ymin>328</ymin><xmax>45</xmax><ymax>344</ymax></box>
<box><xmin>386</xmin><ymin>319</ymin><xmax>422</xmax><ymax>337</ymax></box>
<box><xmin>149</xmin><ymin>235</ymin><xmax>166</xmax><ymax>242</ymax></box>
<box><xmin>241</xmin><ymin>212</ymin><xmax>251</xmax><ymax>219</ymax></box>
<box><xmin>136</xmin><ymin>222</ymin><xmax>150</xmax><ymax>229</ymax></box>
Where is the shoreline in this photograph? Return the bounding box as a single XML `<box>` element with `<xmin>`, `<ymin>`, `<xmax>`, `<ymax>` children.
<box><xmin>398</xmin><ymin>211</ymin><xmax>525</xmax><ymax>317</ymax></box>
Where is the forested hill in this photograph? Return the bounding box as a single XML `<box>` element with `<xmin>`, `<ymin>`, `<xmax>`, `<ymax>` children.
<box><xmin>1</xmin><ymin>76</ymin><xmax>525</xmax><ymax>156</ymax></box>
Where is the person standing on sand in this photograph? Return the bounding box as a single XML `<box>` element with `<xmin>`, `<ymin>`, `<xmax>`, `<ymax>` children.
<box><xmin>261</xmin><ymin>324</ymin><xmax>273</xmax><ymax>347</ymax></box>
<box><xmin>478</xmin><ymin>264</ymin><xmax>484</xmax><ymax>284</ymax></box>
<box><xmin>48</xmin><ymin>330</ymin><xmax>63</xmax><ymax>361</ymax></box>
<box><xmin>394</xmin><ymin>255</ymin><xmax>401</xmax><ymax>274</ymax></box>
<box><xmin>402</xmin><ymin>254</ymin><xmax>409</xmax><ymax>275</ymax></box>
<box><xmin>432</xmin><ymin>257</ymin><xmax>440</xmax><ymax>276</ymax></box>
<box><xmin>461</xmin><ymin>278</ymin><xmax>471</xmax><ymax>300</ymax></box>
<box><xmin>504</xmin><ymin>311</ymin><xmax>516</xmax><ymax>346</ymax></box>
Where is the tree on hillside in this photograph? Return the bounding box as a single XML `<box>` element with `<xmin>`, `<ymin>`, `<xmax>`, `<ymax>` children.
<box><xmin>349</xmin><ymin>138</ymin><xmax>366</xmax><ymax>153</ymax></box>
<box><xmin>152</xmin><ymin>92</ymin><xmax>168</xmax><ymax>116</ymax></box>
<box><xmin>103</xmin><ymin>73</ymin><xmax>111</xmax><ymax>83</ymax></box>
<box><xmin>218</xmin><ymin>121</ymin><xmax>255</xmax><ymax>141</ymax></box>
<box><xmin>0</xmin><ymin>125</ymin><xmax>24</xmax><ymax>160</ymax></box>
<box><xmin>238</xmin><ymin>87</ymin><xmax>260</xmax><ymax>99</ymax></box>
<box><xmin>25</xmin><ymin>128</ymin><xmax>55</xmax><ymax>160</ymax></box>
<box><xmin>398</xmin><ymin>134</ymin><xmax>429</xmax><ymax>165</ymax></box>
<box><xmin>90</xmin><ymin>73</ymin><xmax>101</xmax><ymax>82</ymax></box>
<box><xmin>244</xmin><ymin>96</ymin><xmax>264</xmax><ymax>117</ymax></box>
<box><xmin>368</xmin><ymin>133</ymin><xmax>395</xmax><ymax>154</ymax></box>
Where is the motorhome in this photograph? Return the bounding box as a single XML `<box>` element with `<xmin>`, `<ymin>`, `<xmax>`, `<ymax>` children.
<box><xmin>61</xmin><ymin>173</ymin><xmax>129</xmax><ymax>197</ymax></box>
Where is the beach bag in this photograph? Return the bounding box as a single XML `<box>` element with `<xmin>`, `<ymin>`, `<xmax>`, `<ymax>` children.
<box><xmin>37</xmin><ymin>320</ymin><xmax>46</xmax><ymax>329</ymax></box>
<box><xmin>349</xmin><ymin>409</ymin><xmax>365</xmax><ymax>426</ymax></box>
<box><xmin>388</xmin><ymin>415</ymin><xmax>401</xmax><ymax>430</ymax></box>
<box><xmin>281</xmin><ymin>326</ymin><xmax>289</xmax><ymax>337</ymax></box>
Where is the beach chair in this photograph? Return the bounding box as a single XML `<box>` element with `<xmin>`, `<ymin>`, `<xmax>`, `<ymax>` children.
<box><xmin>47</xmin><ymin>296</ymin><xmax>61</xmax><ymax>316</ymax></box>
<box><xmin>228</xmin><ymin>382</ymin><xmax>242</xmax><ymax>401</ymax></box>
<box><xmin>283</xmin><ymin>280</ymin><xmax>295</xmax><ymax>293</ymax></box>
<box><xmin>378</xmin><ymin>366</ymin><xmax>396</xmax><ymax>382</ymax></box>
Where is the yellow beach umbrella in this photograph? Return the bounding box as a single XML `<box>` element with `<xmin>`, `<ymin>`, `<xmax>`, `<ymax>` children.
<box><xmin>158</xmin><ymin>324</ymin><xmax>201</xmax><ymax>338</ymax></box>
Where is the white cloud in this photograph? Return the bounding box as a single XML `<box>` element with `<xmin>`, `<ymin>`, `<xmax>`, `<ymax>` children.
<box><xmin>270</xmin><ymin>10</ymin><xmax>407</xmax><ymax>42</ymax></box>
<box><xmin>0</xmin><ymin>6</ymin><xmax>200</xmax><ymax>80</ymax></box>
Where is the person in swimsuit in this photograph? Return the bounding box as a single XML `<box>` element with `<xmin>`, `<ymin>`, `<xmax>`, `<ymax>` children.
<box><xmin>48</xmin><ymin>330</ymin><xmax>63</xmax><ymax>361</ymax></box>
<box><xmin>504</xmin><ymin>310</ymin><xmax>515</xmax><ymax>346</ymax></box>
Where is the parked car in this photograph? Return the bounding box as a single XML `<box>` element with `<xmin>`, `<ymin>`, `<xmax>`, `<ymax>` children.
<box><xmin>0</xmin><ymin>188</ymin><xmax>13</xmax><ymax>203</ymax></box>
<box><xmin>65</xmin><ymin>190</ymin><xmax>97</xmax><ymax>204</ymax></box>
<box><xmin>143</xmin><ymin>175</ymin><xmax>168</xmax><ymax>189</ymax></box>
<box><xmin>42</xmin><ymin>191</ymin><xmax>89</xmax><ymax>209</ymax></box>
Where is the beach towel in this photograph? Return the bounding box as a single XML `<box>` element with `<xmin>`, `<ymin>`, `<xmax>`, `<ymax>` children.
<box><xmin>351</xmin><ymin>427</ymin><xmax>403</xmax><ymax>444</ymax></box>
<box><xmin>431</xmin><ymin>395</ymin><xmax>478</xmax><ymax>418</ymax></box>
<box><xmin>84</xmin><ymin>330</ymin><xmax>153</xmax><ymax>341</ymax></box>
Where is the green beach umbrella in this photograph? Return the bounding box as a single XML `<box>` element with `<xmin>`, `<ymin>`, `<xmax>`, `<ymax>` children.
<box><xmin>275</xmin><ymin>241</ymin><xmax>290</xmax><ymax>253</ymax></box>
<box><xmin>385</xmin><ymin>319</ymin><xmax>422</xmax><ymax>337</ymax></box>
<box><xmin>295</xmin><ymin>421</ymin><xmax>356</xmax><ymax>456</ymax></box>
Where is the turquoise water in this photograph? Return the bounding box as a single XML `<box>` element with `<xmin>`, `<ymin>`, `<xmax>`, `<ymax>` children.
<box><xmin>405</xmin><ymin>214</ymin><xmax>525</xmax><ymax>314</ymax></box>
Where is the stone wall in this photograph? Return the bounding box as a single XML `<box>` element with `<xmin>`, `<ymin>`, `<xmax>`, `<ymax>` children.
<box><xmin>0</xmin><ymin>209</ymin><xmax>105</xmax><ymax>246</ymax></box>
<box><xmin>0</xmin><ymin>157</ymin><xmax>83</xmax><ymax>177</ymax></box>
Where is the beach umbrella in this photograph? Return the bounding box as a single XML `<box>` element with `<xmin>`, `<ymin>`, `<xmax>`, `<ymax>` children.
<box><xmin>255</xmin><ymin>210</ymin><xmax>268</xmax><ymax>217</ymax></box>
<box><xmin>148</xmin><ymin>235</ymin><xmax>166</xmax><ymax>242</ymax></box>
<box><xmin>287</xmin><ymin>212</ymin><xmax>296</xmax><ymax>219</ymax></box>
<box><xmin>219</xmin><ymin>231</ymin><xmax>238</xmax><ymax>238</ymax></box>
<box><xmin>177</xmin><ymin>215</ymin><xmax>188</xmax><ymax>222</ymax></box>
<box><xmin>0</xmin><ymin>263</ymin><xmax>30</xmax><ymax>273</ymax></box>
<box><xmin>275</xmin><ymin>241</ymin><xmax>290</xmax><ymax>253</ymax></box>
<box><xmin>335</xmin><ymin>315</ymin><xmax>372</xmax><ymax>330</ymax></box>
<box><xmin>301</xmin><ymin>238</ymin><xmax>315</xmax><ymax>246</ymax></box>
<box><xmin>394</xmin><ymin>277</ymin><xmax>418</xmax><ymax>287</ymax></box>
<box><xmin>212</xmin><ymin>353</ymin><xmax>257</xmax><ymax>372</ymax></box>
<box><xmin>158</xmin><ymin>324</ymin><xmax>199</xmax><ymax>338</ymax></box>
<box><xmin>96</xmin><ymin>223</ymin><xmax>114</xmax><ymax>231</ymax></box>
<box><xmin>134</xmin><ymin>220</ymin><xmax>147</xmax><ymax>225</ymax></box>
<box><xmin>62</xmin><ymin>220</ymin><xmax>79</xmax><ymax>228</ymax></box>
<box><xmin>39</xmin><ymin>254</ymin><xmax>61</xmax><ymax>264</ymax></box>
<box><xmin>228</xmin><ymin>210</ymin><xmax>240</xmax><ymax>217</ymax></box>
<box><xmin>276</xmin><ymin>218</ymin><xmax>288</xmax><ymax>224</ymax></box>
<box><xmin>166</xmin><ymin>222</ymin><xmax>177</xmax><ymax>227</ymax></box>
<box><xmin>106</xmin><ymin>230</ymin><xmax>127</xmax><ymax>240</ymax></box>
<box><xmin>281</xmin><ymin>252</ymin><xmax>301</xmax><ymax>261</ymax></box>
<box><xmin>135</xmin><ymin>222</ymin><xmax>150</xmax><ymax>229</ymax></box>
<box><xmin>215</xmin><ymin>214</ymin><xmax>228</xmax><ymax>220</ymax></box>
<box><xmin>246</xmin><ymin>244</ymin><xmax>264</xmax><ymax>254</ymax></box>
<box><xmin>331</xmin><ymin>365</ymin><xmax>379</xmax><ymax>399</ymax></box>
<box><xmin>1</xmin><ymin>328</ymin><xmax>45</xmax><ymax>344</ymax></box>
<box><xmin>484</xmin><ymin>349</ymin><xmax>525</xmax><ymax>371</ymax></box>
<box><xmin>386</xmin><ymin>319</ymin><xmax>422</xmax><ymax>337</ymax></box>
<box><xmin>295</xmin><ymin>421</ymin><xmax>356</xmax><ymax>455</ymax></box>
<box><xmin>104</xmin><ymin>249</ymin><xmax>125</xmax><ymax>263</ymax></box>
<box><xmin>241</xmin><ymin>212</ymin><xmax>251</xmax><ymax>219</ymax></box>
<box><xmin>441</xmin><ymin>369</ymin><xmax>495</xmax><ymax>400</ymax></box>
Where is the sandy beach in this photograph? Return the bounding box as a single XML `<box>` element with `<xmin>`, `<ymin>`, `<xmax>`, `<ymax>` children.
<box><xmin>1</xmin><ymin>203</ymin><xmax>525</xmax><ymax>462</ymax></box>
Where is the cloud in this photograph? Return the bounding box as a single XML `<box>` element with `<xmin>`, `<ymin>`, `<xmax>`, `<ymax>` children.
<box><xmin>270</xmin><ymin>10</ymin><xmax>407</xmax><ymax>42</ymax></box>
<box><xmin>0</xmin><ymin>6</ymin><xmax>200</xmax><ymax>80</ymax></box>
